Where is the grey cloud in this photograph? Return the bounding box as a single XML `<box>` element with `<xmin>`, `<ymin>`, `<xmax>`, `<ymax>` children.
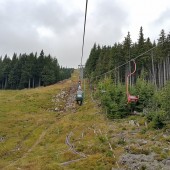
<box><xmin>0</xmin><ymin>0</ymin><xmax>82</xmax><ymax>34</ymax></box>
<box><xmin>87</xmin><ymin>0</ymin><xmax>128</xmax><ymax>45</ymax></box>
<box><xmin>154</xmin><ymin>8</ymin><xmax>170</xmax><ymax>25</ymax></box>
<box><xmin>150</xmin><ymin>8</ymin><xmax>170</xmax><ymax>40</ymax></box>
<box><xmin>2</xmin><ymin>0</ymin><xmax>168</xmax><ymax>68</ymax></box>
<box><xmin>0</xmin><ymin>0</ymin><xmax>83</xmax><ymax>66</ymax></box>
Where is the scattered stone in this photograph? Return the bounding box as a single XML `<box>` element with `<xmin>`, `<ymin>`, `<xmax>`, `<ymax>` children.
<box><xmin>137</xmin><ymin>139</ymin><xmax>148</xmax><ymax>146</ymax></box>
<box><xmin>51</xmin><ymin>84</ymin><xmax>78</xmax><ymax>113</ymax></box>
<box><xmin>133</xmin><ymin>111</ymin><xmax>140</xmax><ymax>115</ymax></box>
<box><xmin>165</xmin><ymin>160</ymin><xmax>170</xmax><ymax>166</ymax></box>
<box><xmin>129</xmin><ymin>120</ymin><xmax>135</xmax><ymax>126</ymax></box>
<box><xmin>129</xmin><ymin>129</ymin><xmax>140</xmax><ymax>135</ymax></box>
<box><xmin>129</xmin><ymin>120</ymin><xmax>141</xmax><ymax>127</ymax></box>
<box><xmin>162</xmin><ymin>157</ymin><xmax>170</xmax><ymax>166</ymax></box>
<box><xmin>136</xmin><ymin>122</ymin><xmax>140</xmax><ymax>127</ymax></box>
<box><xmin>154</xmin><ymin>141</ymin><xmax>162</xmax><ymax>147</ymax></box>
<box><xmin>0</xmin><ymin>136</ymin><xmax>5</xmax><ymax>142</ymax></box>
<box><xmin>163</xmin><ymin>134</ymin><xmax>169</xmax><ymax>138</ymax></box>
<box><xmin>119</xmin><ymin>153</ymin><xmax>170</xmax><ymax>170</ymax></box>
<box><xmin>54</xmin><ymin>107</ymin><xmax>59</xmax><ymax>111</ymax></box>
<box><xmin>163</xmin><ymin>148</ymin><xmax>169</xmax><ymax>153</ymax></box>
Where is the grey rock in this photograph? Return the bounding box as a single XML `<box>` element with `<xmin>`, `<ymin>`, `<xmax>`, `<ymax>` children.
<box><xmin>129</xmin><ymin>120</ymin><xmax>135</xmax><ymax>126</ymax></box>
<box><xmin>119</xmin><ymin>153</ymin><xmax>169</xmax><ymax>170</ymax></box>
<box><xmin>165</xmin><ymin>160</ymin><xmax>170</xmax><ymax>166</ymax></box>
<box><xmin>0</xmin><ymin>136</ymin><xmax>5</xmax><ymax>142</ymax></box>
<box><xmin>54</xmin><ymin>107</ymin><xmax>59</xmax><ymax>111</ymax></box>
<box><xmin>137</xmin><ymin>139</ymin><xmax>148</xmax><ymax>146</ymax></box>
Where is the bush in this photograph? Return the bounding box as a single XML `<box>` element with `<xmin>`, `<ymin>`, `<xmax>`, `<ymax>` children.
<box><xmin>95</xmin><ymin>77</ymin><xmax>170</xmax><ymax>129</ymax></box>
<box><xmin>147</xmin><ymin>111</ymin><xmax>165</xmax><ymax>129</ymax></box>
<box><xmin>146</xmin><ymin>81</ymin><xmax>170</xmax><ymax>128</ymax></box>
<box><xmin>146</xmin><ymin>112</ymin><xmax>155</xmax><ymax>122</ymax></box>
<box><xmin>134</xmin><ymin>78</ymin><xmax>155</xmax><ymax>112</ymax></box>
<box><xmin>152</xmin><ymin>112</ymin><xmax>165</xmax><ymax>129</ymax></box>
<box><xmin>160</xmin><ymin>82</ymin><xmax>170</xmax><ymax>119</ymax></box>
<box><xmin>97</xmin><ymin>79</ymin><xmax>128</xmax><ymax>119</ymax></box>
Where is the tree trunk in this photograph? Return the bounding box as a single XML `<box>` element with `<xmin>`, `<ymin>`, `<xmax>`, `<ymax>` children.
<box><xmin>167</xmin><ymin>56</ymin><xmax>170</xmax><ymax>81</ymax></box>
<box><xmin>28</xmin><ymin>78</ymin><xmax>31</xmax><ymax>89</ymax></box>
<box><xmin>160</xmin><ymin>61</ymin><xmax>163</xmax><ymax>88</ymax></box>
<box><xmin>151</xmin><ymin>51</ymin><xmax>156</xmax><ymax>86</ymax></box>
<box><xmin>166</xmin><ymin>57</ymin><xmax>169</xmax><ymax>81</ymax></box>
<box><xmin>155</xmin><ymin>63</ymin><xmax>158</xmax><ymax>88</ymax></box>
<box><xmin>117</xmin><ymin>68</ymin><xmax>120</xmax><ymax>84</ymax></box>
<box><xmin>125</xmin><ymin>65</ymin><xmax>128</xmax><ymax>85</ymax></box>
<box><xmin>4</xmin><ymin>76</ymin><xmax>7</xmax><ymax>89</ymax></box>
<box><xmin>114</xmin><ymin>70</ymin><xmax>117</xmax><ymax>85</ymax></box>
<box><xmin>32</xmin><ymin>77</ymin><xmax>35</xmax><ymax>88</ymax></box>
<box><xmin>158</xmin><ymin>63</ymin><xmax>161</xmax><ymax>88</ymax></box>
<box><xmin>39</xmin><ymin>78</ymin><xmax>41</xmax><ymax>87</ymax></box>
<box><xmin>129</xmin><ymin>62</ymin><xmax>131</xmax><ymax>87</ymax></box>
<box><xmin>163</xmin><ymin>59</ymin><xmax>166</xmax><ymax>86</ymax></box>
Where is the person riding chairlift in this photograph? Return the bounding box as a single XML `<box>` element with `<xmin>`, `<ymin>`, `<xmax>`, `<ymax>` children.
<box><xmin>78</xmin><ymin>80</ymin><xmax>81</xmax><ymax>90</ymax></box>
<box><xmin>76</xmin><ymin>89</ymin><xmax>83</xmax><ymax>105</ymax></box>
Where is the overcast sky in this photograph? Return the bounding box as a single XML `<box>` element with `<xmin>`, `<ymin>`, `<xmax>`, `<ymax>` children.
<box><xmin>0</xmin><ymin>0</ymin><xmax>170</xmax><ymax>68</ymax></box>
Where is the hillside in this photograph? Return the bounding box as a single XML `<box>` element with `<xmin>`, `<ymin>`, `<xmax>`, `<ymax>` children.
<box><xmin>0</xmin><ymin>70</ymin><xmax>170</xmax><ymax>170</ymax></box>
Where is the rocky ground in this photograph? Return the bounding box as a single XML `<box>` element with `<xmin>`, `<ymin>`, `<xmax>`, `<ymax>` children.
<box><xmin>119</xmin><ymin>153</ymin><xmax>170</xmax><ymax>170</ymax></box>
<box><xmin>52</xmin><ymin>82</ymin><xmax>78</xmax><ymax>113</ymax></box>
<box><xmin>110</xmin><ymin>119</ymin><xmax>170</xmax><ymax>170</ymax></box>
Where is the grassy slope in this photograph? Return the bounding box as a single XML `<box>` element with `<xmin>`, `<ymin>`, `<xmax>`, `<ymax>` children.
<box><xmin>1</xmin><ymin>71</ymin><xmax>170</xmax><ymax>170</ymax></box>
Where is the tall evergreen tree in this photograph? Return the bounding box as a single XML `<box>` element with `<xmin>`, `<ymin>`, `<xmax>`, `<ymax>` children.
<box><xmin>37</xmin><ymin>50</ymin><xmax>45</xmax><ymax>86</ymax></box>
<box><xmin>8</xmin><ymin>53</ymin><xmax>18</xmax><ymax>89</ymax></box>
<box><xmin>2</xmin><ymin>55</ymin><xmax>11</xmax><ymax>89</ymax></box>
<box><xmin>85</xmin><ymin>43</ymin><xmax>101</xmax><ymax>76</ymax></box>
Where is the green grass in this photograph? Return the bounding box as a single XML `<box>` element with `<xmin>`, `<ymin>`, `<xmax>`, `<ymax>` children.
<box><xmin>1</xmin><ymin>71</ymin><xmax>170</xmax><ymax>169</ymax></box>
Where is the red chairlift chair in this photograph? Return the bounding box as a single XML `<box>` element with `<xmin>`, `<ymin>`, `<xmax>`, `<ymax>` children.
<box><xmin>126</xmin><ymin>60</ymin><xmax>139</xmax><ymax>103</ymax></box>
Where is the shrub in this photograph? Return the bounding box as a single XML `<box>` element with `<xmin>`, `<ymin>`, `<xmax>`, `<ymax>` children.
<box><xmin>152</xmin><ymin>112</ymin><xmax>165</xmax><ymax>129</ymax></box>
<box><xmin>148</xmin><ymin>111</ymin><xmax>165</xmax><ymax>129</ymax></box>
<box><xmin>134</xmin><ymin>78</ymin><xmax>155</xmax><ymax>112</ymax></box>
<box><xmin>97</xmin><ymin>79</ymin><xmax>128</xmax><ymax>119</ymax></box>
<box><xmin>160</xmin><ymin>82</ymin><xmax>170</xmax><ymax>119</ymax></box>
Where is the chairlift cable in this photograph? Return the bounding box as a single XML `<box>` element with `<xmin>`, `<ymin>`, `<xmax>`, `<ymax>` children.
<box><xmin>81</xmin><ymin>0</ymin><xmax>88</xmax><ymax>66</ymax></box>
<box><xmin>90</xmin><ymin>40</ymin><xmax>169</xmax><ymax>81</ymax></box>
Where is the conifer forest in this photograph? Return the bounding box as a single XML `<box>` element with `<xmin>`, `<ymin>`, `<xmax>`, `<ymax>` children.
<box><xmin>0</xmin><ymin>50</ymin><xmax>73</xmax><ymax>89</ymax></box>
<box><xmin>85</xmin><ymin>27</ymin><xmax>170</xmax><ymax>128</ymax></box>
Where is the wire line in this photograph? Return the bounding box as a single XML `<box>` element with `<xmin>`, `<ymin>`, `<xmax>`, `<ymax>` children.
<box><xmin>90</xmin><ymin>40</ymin><xmax>169</xmax><ymax>81</ymax></box>
<box><xmin>81</xmin><ymin>0</ymin><xmax>88</xmax><ymax>66</ymax></box>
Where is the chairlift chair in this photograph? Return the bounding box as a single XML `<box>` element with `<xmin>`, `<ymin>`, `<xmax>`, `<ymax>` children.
<box><xmin>76</xmin><ymin>90</ymin><xmax>83</xmax><ymax>106</ymax></box>
<box><xmin>126</xmin><ymin>60</ymin><xmax>139</xmax><ymax>103</ymax></box>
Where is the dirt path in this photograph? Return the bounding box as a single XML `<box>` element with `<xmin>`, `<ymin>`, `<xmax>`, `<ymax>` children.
<box><xmin>3</xmin><ymin>127</ymin><xmax>49</xmax><ymax>170</ymax></box>
<box><xmin>65</xmin><ymin>132</ymin><xmax>86</xmax><ymax>158</ymax></box>
<box><xmin>24</xmin><ymin>129</ymin><xmax>47</xmax><ymax>157</ymax></box>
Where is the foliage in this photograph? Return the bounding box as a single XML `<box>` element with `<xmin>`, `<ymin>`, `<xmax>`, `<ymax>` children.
<box><xmin>96</xmin><ymin>78</ymin><xmax>128</xmax><ymax>119</ymax></box>
<box><xmin>159</xmin><ymin>82</ymin><xmax>170</xmax><ymax>119</ymax></box>
<box><xmin>85</xmin><ymin>27</ymin><xmax>170</xmax><ymax>129</ymax></box>
<box><xmin>134</xmin><ymin>78</ymin><xmax>155</xmax><ymax>112</ymax></box>
<box><xmin>85</xmin><ymin>28</ymin><xmax>170</xmax><ymax>88</ymax></box>
<box><xmin>147</xmin><ymin>111</ymin><xmax>165</xmax><ymax>129</ymax></box>
<box><xmin>0</xmin><ymin>50</ymin><xmax>74</xmax><ymax>89</ymax></box>
<box><xmin>96</xmin><ymin>78</ymin><xmax>156</xmax><ymax>119</ymax></box>
<box><xmin>144</xmin><ymin>82</ymin><xmax>170</xmax><ymax>129</ymax></box>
